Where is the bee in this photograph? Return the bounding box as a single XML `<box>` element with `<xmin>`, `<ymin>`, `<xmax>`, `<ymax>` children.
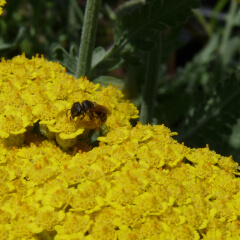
<box><xmin>67</xmin><ymin>100</ymin><xmax>109</xmax><ymax>125</ymax></box>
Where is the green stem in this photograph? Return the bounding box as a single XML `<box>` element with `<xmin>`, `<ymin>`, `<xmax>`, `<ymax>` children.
<box><xmin>192</xmin><ymin>9</ymin><xmax>212</xmax><ymax>37</ymax></box>
<box><xmin>140</xmin><ymin>34</ymin><xmax>162</xmax><ymax>124</ymax></box>
<box><xmin>210</xmin><ymin>0</ymin><xmax>229</xmax><ymax>30</ymax></box>
<box><xmin>220</xmin><ymin>0</ymin><xmax>237</xmax><ymax>58</ymax></box>
<box><xmin>75</xmin><ymin>0</ymin><xmax>101</xmax><ymax>79</ymax></box>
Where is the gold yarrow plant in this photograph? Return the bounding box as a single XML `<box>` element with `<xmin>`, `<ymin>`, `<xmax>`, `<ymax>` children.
<box><xmin>0</xmin><ymin>54</ymin><xmax>240</xmax><ymax>240</ymax></box>
<box><xmin>0</xmin><ymin>0</ymin><xmax>6</xmax><ymax>15</ymax></box>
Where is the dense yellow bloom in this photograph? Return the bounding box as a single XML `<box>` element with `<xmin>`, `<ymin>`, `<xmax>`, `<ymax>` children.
<box><xmin>0</xmin><ymin>55</ymin><xmax>240</xmax><ymax>239</ymax></box>
<box><xmin>0</xmin><ymin>54</ymin><xmax>138</xmax><ymax>149</ymax></box>
<box><xmin>0</xmin><ymin>121</ymin><xmax>238</xmax><ymax>239</ymax></box>
<box><xmin>0</xmin><ymin>0</ymin><xmax>6</xmax><ymax>15</ymax></box>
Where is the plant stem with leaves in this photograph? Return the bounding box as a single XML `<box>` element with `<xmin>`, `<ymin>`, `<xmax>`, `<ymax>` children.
<box><xmin>140</xmin><ymin>34</ymin><xmax>162</xmax><ymax>124</ymax></box>
<box><xmin>75</xmin><ymin>0</ymin><xmax>101</xmax><ymax>79</ymax></box>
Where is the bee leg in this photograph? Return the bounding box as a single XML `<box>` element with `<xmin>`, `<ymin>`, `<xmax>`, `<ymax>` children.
<box><xmin>89</xmin><ymin>112</ymin><xmax>95</xmax><ymax>121</ymax></box>
<box><xmin>94</xmin><ymin>114</ymin><xmax>101</xmax><ymax>129</ymax></box>
<box><xmin>79</xmin><ymin>113</ymin><xmax>85</xmax><ymax>121</ymax></box>
<box><xmin>66</xmin><ymin>109</ymin><xmax>71</xmax><ymax>117</ymax></box>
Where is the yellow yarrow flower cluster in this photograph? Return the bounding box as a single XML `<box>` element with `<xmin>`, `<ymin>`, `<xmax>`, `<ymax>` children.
<box><xmin>0</xmin><ymin>54</ymin><xmax>138</xmax><ymax>149</ymax></box>
<box><xmin>0</xmin><ymin>0</ymin><xmax>6</xmax><ymax>15</ymax></box>
<box><xmin>0</xmin><ymin>121</ymin><xmax>239</xmax><ymax>239</ymax></box>
<box><xmin>1</xmin><ymin>55</ymin><xmax>240</xmax><ymax>239</ymax></box>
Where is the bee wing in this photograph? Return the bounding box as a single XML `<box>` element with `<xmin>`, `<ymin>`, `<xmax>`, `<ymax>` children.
<box><xmin>92</xmin><ymin>104</ymin><xmax>110</xmax><ymax>114</ymax></box>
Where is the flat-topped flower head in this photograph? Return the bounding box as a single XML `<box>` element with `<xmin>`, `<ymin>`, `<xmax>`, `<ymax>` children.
<box><xmin>0</xmin><ymin>122</ymin><xmax>240</xmax><ymax>239</ymax></box>
<box><xmin>54</xmin><ymin>212</ymin><xmax>92</xmax><ymax>237</ymax></box>
<box><xmin>1</xmin><ymin>55</ymin><xmax>240</xmax><ymax>239</ymax></box>
<box><xmin>0</xmin><ymin>54</ymin><xmax>139</xmax><ymax>149</ymax></box>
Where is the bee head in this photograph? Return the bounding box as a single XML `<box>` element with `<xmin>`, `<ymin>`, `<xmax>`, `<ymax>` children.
<box><xmin>71</xmin><ymin>102</ymin><xmax>84</xmax><ymax>118</ymax></box>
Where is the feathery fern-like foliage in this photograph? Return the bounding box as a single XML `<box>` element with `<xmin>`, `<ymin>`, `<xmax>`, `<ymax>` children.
<box><xmin>91</xmin><ymin>0</ymin><xmax>200</xmax><ymax>75</ymax></box>
<box><xmin>176</xmin><ymin>70</ymin><xmax>240</xmax><ymax>160</ymax></box>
